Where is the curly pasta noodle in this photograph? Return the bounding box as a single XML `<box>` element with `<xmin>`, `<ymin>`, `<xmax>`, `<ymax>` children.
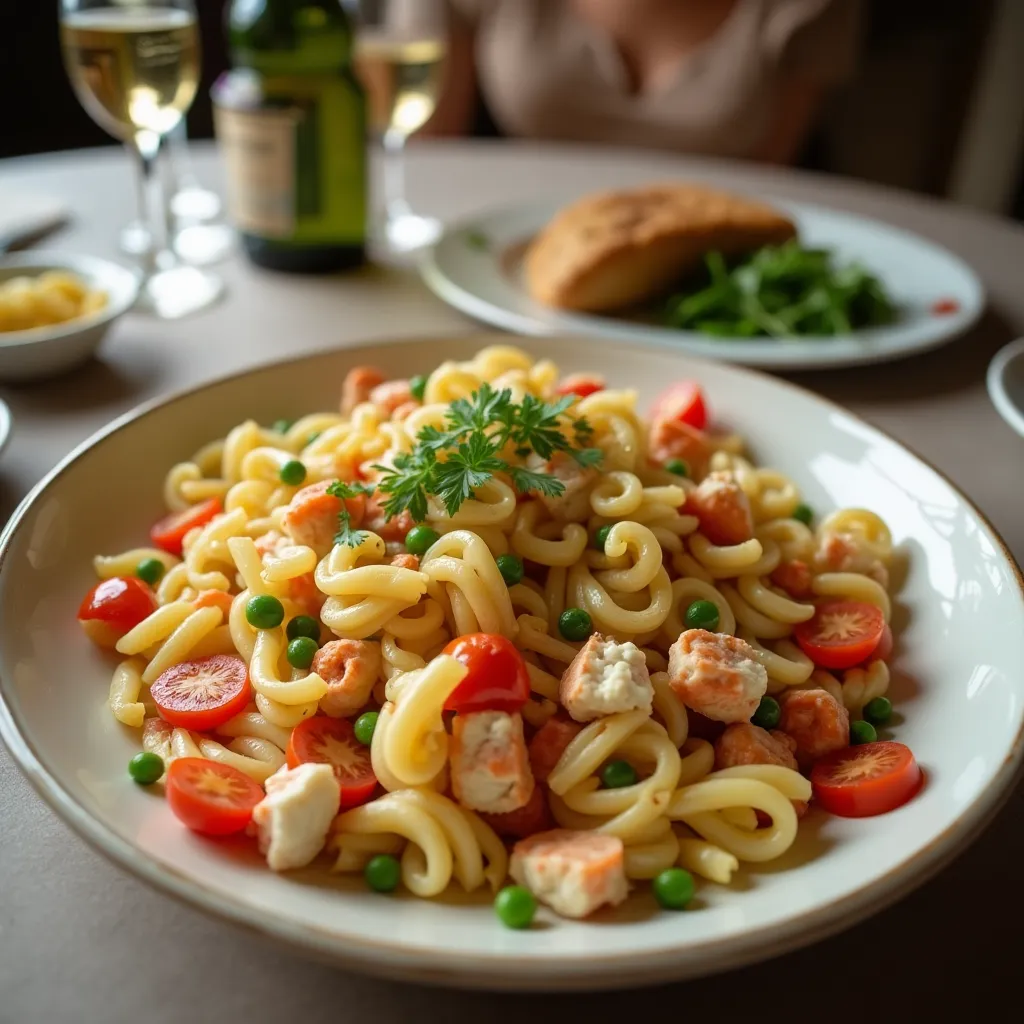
<box><xmin>512</xmin><ymin>501</ymin><xmax>589</xmax><ymax>567</ymax></box>
<box><xmin>842</xmin><ymin>659</ymin><xmax>890</xmax><ymax>715</ymax></box>
<box><xmin>813</xmin><ymin>571</ymin><xmax>892</xmax><ymax>621</ymax></box>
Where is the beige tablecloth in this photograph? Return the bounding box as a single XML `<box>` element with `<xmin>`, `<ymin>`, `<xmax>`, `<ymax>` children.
<box><xmin>1</xmin><ymin>141</ymin><xmax>1022</xmax><ymax>1022</ymax></box>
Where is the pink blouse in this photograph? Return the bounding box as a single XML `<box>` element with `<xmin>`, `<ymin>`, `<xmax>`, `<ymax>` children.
<box><xmin>449</xmin><ymin>0</ymin><xmax>861</xmax><ymax>157</ymax></box>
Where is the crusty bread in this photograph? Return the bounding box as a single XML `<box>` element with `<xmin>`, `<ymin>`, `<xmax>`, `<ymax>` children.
<box><xmin>524</xmin><ymin>183</ymin><xmax>796</xmax><ymax>313</ymax></box>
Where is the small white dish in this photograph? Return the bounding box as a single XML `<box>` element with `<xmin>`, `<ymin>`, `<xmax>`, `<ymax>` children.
<box><xmin>420</xmin><ymin>199</ymin><xmax>985</xmax><ymax>371</ymax></box>
<box><xmin>0</xmin><ymin>397</ymin><xmax>10</xmax><ymax>458</ymax></box>
<box><xmin>0</xmin><ymin>253</ymin><xmax>140</xmax><ymax>382</ymax></box>
<box><xmin>987</xmin><ymin>337</ymin><xmax>1024</xmax><ymax>438</ymax></box>
<box><xmin>0</xmin><ymin>334</ymin><xmax>1022</xmax><ymax>990</ymax></box>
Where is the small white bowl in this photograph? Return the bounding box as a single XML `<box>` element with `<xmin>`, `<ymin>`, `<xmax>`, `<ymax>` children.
<box><xmin>0</xmin><ymin>253</ymin><xmax>140</xmax><ymax>382</ymax></box>
<box><xmin>987</xmin><ymin>337</ymin><xmax>1024</xmax><ymax>439</ymax></box>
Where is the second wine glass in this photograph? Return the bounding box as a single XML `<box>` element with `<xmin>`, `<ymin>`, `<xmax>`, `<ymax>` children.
<box><xmin>349</xmin><ymin>0</ymin><xmax>448</xmax><ymax>254</ymax></box>
<box><xmin>59</xmin><ymin>0</ymin><xmax>222</xmax><ymax>318</ymax></box>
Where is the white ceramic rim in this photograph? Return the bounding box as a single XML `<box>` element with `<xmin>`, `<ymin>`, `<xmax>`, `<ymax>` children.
<box><xmin>0</xmin><ymin>398</ymin><xmax>10</xmax><ymax>458</ymax></box>
<box><xmin>419</xmin><ymin>199</ymin><xmax>986</xmax><ymax>371</ymax></box>
<box><xmin>1</xmin><ymin>334</ymin><xmax>1022</xmax><ymax>991</ymax></box>
<box><xmin>0</xmin><ymin>252</ymin><xmax>141</xmax><ymax>348</ymax></box>
<box><xmin>986</xmin><ymin>337</ymin><xmax>1024</xmax><ymax>439</ymax></box>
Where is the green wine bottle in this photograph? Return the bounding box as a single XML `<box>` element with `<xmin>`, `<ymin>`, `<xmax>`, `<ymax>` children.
<box><xmin>215</xmin><ymin>0</ymin><xmax>366</xmax><ymax>273</ymax></box>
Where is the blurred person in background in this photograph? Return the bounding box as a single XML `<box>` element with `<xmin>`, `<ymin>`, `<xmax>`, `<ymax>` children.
<box><xmin>431</xmin><ymin>0</ymin><xmax>862</xmax><ymax>164</ymax></box>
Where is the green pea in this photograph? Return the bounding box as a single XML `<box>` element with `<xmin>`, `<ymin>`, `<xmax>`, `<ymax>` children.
<box><xmin>287</xmin><ymin>636</ymin><xmax>318</xmax><ymax>670</ymax></box>
<box><xmin>684</xmin><ymin>599</ymin><xmax>720</xmax><ymax>632</ymax></box>
<box><xmin>600</xmin><ymin>760</ymin><xmax>637</xmax><ymax>789</ymax></box>
<box><xmin>409</xmin><ymin>374</ymin><xmax>428</xmax><ymax>402</ymax></box>
<box><xmin>272</xmin><ymin>418</ymin><xmax>292</xmax><ymax>434</ymax></box>
<box><xmin>365</xmin><ymin>854</ymin><xmax>402</xmax><ymax>893</ymax></box>
<box><xmin>136</xmin><ymin>557</ymin><xmax>164</xmax><ymax>586</ymax></box>
<box><xmin>279</xmin><ymin>459</ymin><xmax>307</xmax><ymax>487</ymax></box>
<box><xmin>592</xmin><ymin>524</ymin><xmax>613</xmax><ymax>551</ymax></box>
<box><xmin>652</xmin><ymin>868</ymin><xmax>695</xmax><ymax>910</ymax></box>
<box><xmin>863</xmin><ymin>696</ymin><xmax>893</xmax><ymax>726</ymax></box>
<box><xmin>496</xmin><ymin>553</ymin><xmax>524</xmax><ymax>586</ymax></box>
<box><xmin>665</xmin><ymin>458</ymin><xmax>689</xmax><ymax>477</ymax></box>
<box><xmin>354</xmin><ymin>711</ymin><xmax>379</xmax><ymax>746</ymax></box>
<box><xmin>246</xmin><ymin>594</ymin><xmax>284</xmax><ymax>630</ymax></box>
<box><xmin>751</xmin><ymin>695</ymin><xmax>781</xmax><ymax>731</ymax></box>
<box><xmin>792</xmin><ymin>503</ymin><xmax>814</xmax><ymax>525</ymax></box>
<box><xmin>850</xmin><ymin>720</ymin><xmax>877</xmax><ymax>745</ymax></box>
<box><xmin>558</xmin><ymin>607</ymin><xmax>592</xmax><ymax>641</ymax></box>
<box><xmin>128</xmin><ymin>751</ymin><xmax>164</xmax><ymax>785</ymax></box>
<box><xmin>286</xmin><ymin>614</ymin><xmax>321</xmax><ymax>642</ymax></box>
<box><xmin>494</xmin><ymin>885</ymin><xmax>536</xmax><ymax>929</ymax></box>
<box><xmin>405</xmin><ymin>524</ymin><xmax>440</xmax><ymax>556</ymax></box>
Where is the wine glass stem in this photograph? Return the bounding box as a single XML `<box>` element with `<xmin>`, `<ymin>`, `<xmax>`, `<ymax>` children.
<box><xmin>382</xmin><ymin>128</ymin><xmax>411</xmax><ymax>220</ymax></box>
<box><xmin>131</xmin><ymin>129</ymin><xmax>170</xmax><ymax>273</ymax></box>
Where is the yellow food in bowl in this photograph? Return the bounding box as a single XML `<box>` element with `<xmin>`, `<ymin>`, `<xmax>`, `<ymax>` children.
<box><xmin>0</xmin><ymin>271</ymin><xmax>108</xmax><ymax>334</ymax></box>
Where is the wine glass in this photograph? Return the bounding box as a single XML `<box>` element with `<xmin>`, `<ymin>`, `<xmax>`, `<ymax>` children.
<box><xmin>59</xmin><ymin>0</ymin><xmax>222</xmax><ymax>318</ymax></box>
<box><xmin>348</xmin><ymin>0</ymin><xmax>447</xmax><ymax>253</ymax></box>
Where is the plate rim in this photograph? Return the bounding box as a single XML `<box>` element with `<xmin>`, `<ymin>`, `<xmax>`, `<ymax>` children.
<box><xmin>1</xmin><ymin>331</ymin><xmax>1022</xmax><ymax>990</ymax></box>
<box><xmin>419</xmin><ymin>198</ymin><xmax>986</xmax><ymax>371</ymax></box>
<box><xmin>0</xmin><ymin>397</ymin><xmax>10</xmax><ymax>457</ymax></box>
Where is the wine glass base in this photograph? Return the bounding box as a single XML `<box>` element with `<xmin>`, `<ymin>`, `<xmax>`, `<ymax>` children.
<box><xmin>173</xmin><ymin>223</ymin><xmax>236</xmax><ymax>266</ymax></box>
<box><xmin>138</xmin><ymin>265</ymin><xmax>224</xmax><ymax>319</ymax></box>
<box><xmin>171</xmin><ymin>186</ymin><xmax>222</xmax><ymax>222</ymax></box>
<box><xmin>380</xmin><ymin>212</ymin><xmax>442</xmax><ymax>254</ymax></box>
<box><xmin>119</xmin><ymin>220</ymin><xmax>153</xmax><ymax>257</ymax></box>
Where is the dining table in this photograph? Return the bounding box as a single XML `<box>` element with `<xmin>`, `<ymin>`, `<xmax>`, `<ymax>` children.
<box><xmin>0</xmin><ymin>139</ymin><xmax>1022</xmax><ymax>1024</ymax></box>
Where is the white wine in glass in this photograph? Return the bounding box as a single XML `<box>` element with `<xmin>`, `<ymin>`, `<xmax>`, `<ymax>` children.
<box><xmin>355</xmin><ymin>34</ymin><xmax>446</xmax><ymax>137</ymax></box>
<box><xmin>349</xmin><ymin>0</ymin><xmax>448</xmax><ymax>254</ymax></box>
<box><xmin>60</xmin><ymin>1</ymin><xmax>222</xmax><ymax>319</ymax></box>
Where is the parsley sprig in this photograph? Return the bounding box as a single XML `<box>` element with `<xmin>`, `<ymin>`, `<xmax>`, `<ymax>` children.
<box><xmin>325</xmin><ymin>480</ymin><xmax>376</xmax><ymax>548</ymax></box>
<box><xmin>373</xmin><ymin>384</ymin><xmax>601</xmax><ymax>523</ymax></box>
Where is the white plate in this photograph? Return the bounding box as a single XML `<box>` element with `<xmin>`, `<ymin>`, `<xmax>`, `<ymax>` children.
<box><xmin>0</xmin><ymin>398</ymin><xmax>10</xmax><ymax>458</ymax></box>
<box><xmin>420</xmin><ymin>200</ymin><xmax>985</xmax><ymax>370</ymax></box>
<box><xmin>987</xmin><ymin>337</ymin><xmax>1024</xmax><ymax>438</ymax></box>
<box><xmin>1</xmin><ymin>334</ymin><xmax>1022</xmax><ymax>991</ymax></box>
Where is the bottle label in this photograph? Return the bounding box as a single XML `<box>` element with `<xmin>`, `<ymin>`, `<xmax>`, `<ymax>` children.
<box><xmin>214</xmin><ymin>72</ymin><xmax>366</xmax><ymax>246</ymax></box>
<box><xmin>214</xmin><ymin>105</ymin><xmax>298</xmax><ymax>237</ymax></box>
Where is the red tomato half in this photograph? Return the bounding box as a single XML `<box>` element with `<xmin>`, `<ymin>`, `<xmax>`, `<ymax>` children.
<box><xmin>286</xmin><ymin>717</ymin><xmax>376</xmax><ymax>809</ymax></box>
<box><xmin>150</xmin><ymin>498</ymin><xmax>223</xmax><ymax>556</ymax></box>
<box><xmin>794</xmin><ymin>600</ymin><xmax>885</xmax><ymax>670</ymax></box>
<box><xmin>871</xmin><ymin>623</ymin><xmax>894</xmax><ymax>663</ymax></box>
<box><xmin>442</xmin><ymin>633</ymin><xmax>531</xmax><ymax>714</ymax></box>
<box><xmin>811</xmin><ymin>741</ymin><xmax>922</xmax><ymax>818</ymax></box>
<box><xmin>649</xmin><ymin>381</ymin><xmax>708</xmax><ymax>431</ymax></box>
<box><xmin>165</xmin><ymin>757</ymin><xmax>264</xmax><ymax>836</ymax></box>
<box><xmin>555</xmin><ymin>374</ymin><xmax>605</xmax><ymax>399</ymax></box>
<box><xmin>78</xmin><ymin>576</ymin><xmax>157</xmax><ymax>637</ymax></box>
<box><xmin>150</xmin><ymin>654</ymin><xmax>250</xmax><ymax>731</ymax></box>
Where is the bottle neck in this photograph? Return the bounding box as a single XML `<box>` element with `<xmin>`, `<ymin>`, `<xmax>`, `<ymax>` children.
<box><xmin>229</xmin><ymin>0</ymin><xmax>354</xmax><ymax>71</ymax></box>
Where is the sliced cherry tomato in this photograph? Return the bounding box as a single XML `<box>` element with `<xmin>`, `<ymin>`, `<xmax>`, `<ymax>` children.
<box><xmin>78</xmin><ymin>576</ymin><xmax>157</xmax><ymax>638</ymax></box>
<box><xmin>555</xmin><ymin>374</ymin><xmax>605</xmax><ymax>399</ymax></box>
<box><xmin>649</xmin><ymin>381</ymin><xmax>708</xmax><ymax>431</ymax></box>
<box><xmin>478</xmin><ymin>784</ymin><xmax>552</xmax><ymax>839</ymax></box>
<box><xmin>150</xmin><ymin>498</ymin><xmax>223</xmax><ymax>556</ymax></box>
<box><xmin>150</xmin><ymin>654</ymin><xmax>250</xmax><ymax>731</ymax></box>
<box><xmin>442</xmin><ymin>633</ymin><xmax>530</xmax><ymax>714</ymax></box>
<box><xmin>794</xmin><ymin>600</ymin><xmax>885</xmax><ymax>670</ymax></box>
<box><xmin>165</xmin><ymin>757</ymin><xmax>264</xmax><ymax>836</ymax></box>
<box><xmin>870</xmin><ymin>623</ymin><xmax>893</xmax><ymax>663</ymax></box>
<box><xmin>286</xmin><ymin>717</ymin><xmax>376</xmax><ymax>809</ymax></box>
<box><xmin>811</xmin><ymin>741</ymin><xmax>922</xmax><ymax>817</ymax></box>
<box><xmin>931</xmin><ymin>298</ymin><xmax>960</xmax><ymax>316</ymax></box>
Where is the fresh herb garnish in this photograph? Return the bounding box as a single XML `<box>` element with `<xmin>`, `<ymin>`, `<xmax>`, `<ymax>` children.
<box><xmin>373</xmin><ymin>383</ymin><xmax>601</xmax><ymax>522</ymax></box>
<box><xmin>662</xmin><ymin>241</ymin><xmax>896</xmax><ymax>339</ymax></box>
<box><xmin>465</xmin><ymin>229</ymin><xmax>490</xmax><ymax>252</ymax></box>
<box><xmin>326</xmin><ymin>479</ymin><xmax>376</xmax><ymax>547</ymax></box>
